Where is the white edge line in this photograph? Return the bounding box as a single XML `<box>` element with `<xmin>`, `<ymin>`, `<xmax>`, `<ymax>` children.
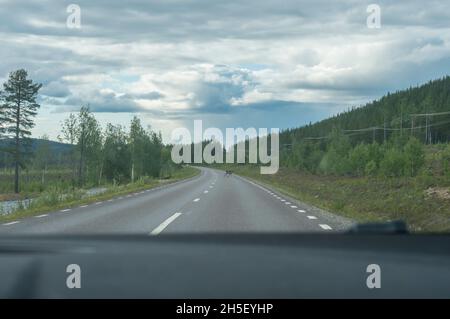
<box><xmin>35</xmin><ymin>214</ymin><xmax>48</xmax><ymax>218</ymax></box>
<box><xmin>319</xmin><ymin>224</ymin><xmax>332</xmax><ymax>230</ymax></box>
<box><xmin>193</xmin><ymin>198</ymin><xmax>200</xmax><ymax>202</ymax></box>
<box><xmin>307</xmin><ymin>215</ymin><xmax>317</xmax><ymax>220</ymax></box>
<box><xmin>150</xmin><ymin>212</ymin><xmax>182</xmax><ymax>235</ymax></box>
<box><xmin>2</xmin><ymin>221</ymin><xmax>20</xmax><ymax>226</ymax></box>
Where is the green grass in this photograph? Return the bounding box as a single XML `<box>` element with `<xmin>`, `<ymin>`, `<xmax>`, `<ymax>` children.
<box><xmin>0</xmin><ymin>166</ymin><xmax>199</xmax><ymax>223</ymax></box>
<box><xmin>215</xmin><ymin>164</ymin><xmax>450</xmax><ymax>233</ymax></box>
<box><xmin>0</xmin><ymin>168</ymin><xmax>75</xmax><ymax>197</ymax></box>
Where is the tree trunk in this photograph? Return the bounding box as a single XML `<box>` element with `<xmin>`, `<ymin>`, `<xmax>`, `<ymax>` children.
<box><xmin>14</xmin><ymin>99</ymin><xmax>21</xmax><ymax>194</ymax></box>
<box><xmin>98</xmin><ymin>163</ymin><xmax>103</xmax><ymax>185</ymax></box>
<box><xmin>72</xmin><ymin>148</ymin><xmax>77</xmax><ymax>188</ymax></box>
<box><xmin>14</xmin><ymin>157</ymin><xmax>19</xmax><ymax>193</ymax></box>
<box><xmin>78</xmin><ymin>133</ymin><xmax>84</xmax><ymax>186</ymax></box>
<box><xmin>41</xmin><ymin>163</ymin><xmax>47</xmax><ymax>185</ymax></box>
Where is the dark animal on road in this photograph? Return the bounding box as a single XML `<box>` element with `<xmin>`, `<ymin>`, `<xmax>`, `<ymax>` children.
<box><xmin>225</xmin><ymin>170</ymin><xmax>233</xmax><ymax>177</ymax></box>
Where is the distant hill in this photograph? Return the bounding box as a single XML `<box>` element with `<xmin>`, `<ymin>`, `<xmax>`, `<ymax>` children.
<box><xmin>0</xmin><ymin>138</ymin><xmax>73</xmax><ymax>167</ymax></box>
<box><xmin>280</xmin><ymin>76</ymin><xmax>450</xmax><ymax>145</ymax></box>
<box><xmin>0</xmin><ymin>138</ymin><xmax>72</xmax><ymax>152</ymax></box>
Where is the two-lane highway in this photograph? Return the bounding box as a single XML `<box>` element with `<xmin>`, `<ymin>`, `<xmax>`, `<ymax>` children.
<box><xmin>0</xmin><ymin>167</ymin><xmax>352</xmax><ymax>234</ymax></box>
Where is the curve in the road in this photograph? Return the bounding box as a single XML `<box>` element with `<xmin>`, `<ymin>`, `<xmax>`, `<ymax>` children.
<box><xmin>0</xmin><ymin>167</ymin><xmax>352</xmax><ymax>234</ymax></box>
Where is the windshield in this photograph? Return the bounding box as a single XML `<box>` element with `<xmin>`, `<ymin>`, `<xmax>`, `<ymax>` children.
<box><xmin>0</xmin><ymin>0</ymin><xmax>449</xmax><ymax>236</ymax></box>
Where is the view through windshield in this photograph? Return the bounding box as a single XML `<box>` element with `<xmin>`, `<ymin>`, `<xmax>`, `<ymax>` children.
<box><xmin>0</xmin><ymin>0</ymin><xmax>449</xmax><ymax>304</ymax></box>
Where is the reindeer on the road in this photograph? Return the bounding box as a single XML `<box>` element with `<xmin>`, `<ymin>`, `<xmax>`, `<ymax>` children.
<box><xmin>224</xmin><ymin>170</ymin><xmax>233</xmax><ymax>177</ymax></box>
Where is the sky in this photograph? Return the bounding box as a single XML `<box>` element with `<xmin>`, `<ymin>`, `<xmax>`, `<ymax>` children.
<box><xmin>1</xmin><ymin>0</ymin><xmax>450</xmax><ymax>143</ymax></box>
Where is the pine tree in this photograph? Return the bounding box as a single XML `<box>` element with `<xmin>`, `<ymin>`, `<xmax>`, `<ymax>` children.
<box><xmin>1</xmin><ymin>69</ymin><xmax>42</xmax><ymax>193</ymax></box>
<box><xmin>0</xmin><ymin>93</ymin><xmax>6</xmax><ymax>137</ymax></box>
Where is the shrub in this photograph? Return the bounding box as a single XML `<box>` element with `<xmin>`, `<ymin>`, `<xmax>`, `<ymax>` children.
<box><xmin>380</xmin><ymin>148</ymin><xmax>407</xmax><ymax>177</ymax></box>
<box><xmin>319</xmin><ymin>128</ymin><xmax>352</xmax><ymax>175</ymax></box>
<box><xmin>349</xmin><ymin>143</ymin><xmax>370</xmax><ymax>176</ymax></box>
<box><xmin>365</xmin><ymin>160</ymin><xmax>378</xmax><ymax>176</ymax></box>
<box><xmin>442</xmin><ymin>144</ymin><xmax>450</xmax><ymax>176</ymax></box>
<box><xmin>404</xmin><ymin>137</ymin><xmax>425</xmax><ymax>176</ymax></box>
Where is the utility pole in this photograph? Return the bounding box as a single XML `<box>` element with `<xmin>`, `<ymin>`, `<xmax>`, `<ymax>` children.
<box><xmin>410</xmin><ymin>111</ymin><xmax>450</xmax><ymax>144</ymax></box>
<box><xmin>429</xmin><ymin>122</ymin><xmax>432</xmax><ymax>144</ymax></box>
<box><xmin>400</xmin><ymin>110</ymin><xmax>403</xmax><ymax>137</ymax></box>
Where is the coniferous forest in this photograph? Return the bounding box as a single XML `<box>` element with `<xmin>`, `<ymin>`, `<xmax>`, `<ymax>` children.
<box><xmin>277</xmin><ymin>76</ymin><xmax>450</xmax><ymax>177</ymax></box>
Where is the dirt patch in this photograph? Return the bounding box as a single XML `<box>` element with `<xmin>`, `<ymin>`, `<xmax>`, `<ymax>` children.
<box><xmin>425</xmin><ymin>187</ymin><xmax>450</xmax><ymax>200</ymax></box>
<box><xmin>0</xmin><ymin>194</ymin><xmax>23</xmax><ymax>201</ymax></box>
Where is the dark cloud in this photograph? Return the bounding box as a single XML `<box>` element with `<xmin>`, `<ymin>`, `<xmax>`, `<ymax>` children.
<box><xmin>40</xmin><ymin>81</ymin><xmax>71</xmax><ymax>97</ymax></box>
<box><xmin>2</xmin><ymin>1</ymin><xmax>449</xmax><ymax>41</ymax></box>
<box><xmin>55</xmin><ymin>90</ymin><xmax>145</xmax><ymax>113</ymax></box>
<box><xmin>189</xmin><ymin>67</ymin><xmax>252</xmax><ymax>113</ymax></box>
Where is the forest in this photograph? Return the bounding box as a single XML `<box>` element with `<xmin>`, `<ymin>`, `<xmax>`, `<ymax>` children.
<box><xmin>277</xmin><ymin>76</ymin><xmax>450</xmax><ymax>178</ymax></box>
<box><xmin>0</xmin><ymin>70</ymin><xmax>179</xmax><ymax>196</ymax></box>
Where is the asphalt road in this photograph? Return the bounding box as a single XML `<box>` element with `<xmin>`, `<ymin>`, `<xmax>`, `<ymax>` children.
<box><xmin>0</xmin><ymin>167</ymin><xmax>353</xmax><ymax>234</ymax></box>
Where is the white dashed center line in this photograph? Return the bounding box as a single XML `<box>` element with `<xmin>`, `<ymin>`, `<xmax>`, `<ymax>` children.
<box><xmin>80</xmin><ymin>205</ymin><xmax>88</xmax><ymax>208</ymax></box>
<box><xmin>298</xmin><ymin>209</ymin><xmax>306</xmax><ymax>213</ymax></box>
<box><xmin>204</xmin><ymin>190</ymin><xmax>209</xmax><ymax>194</ymax></box>
<box><xmin>193</xmin><ymin>198</ymin><xmax>200</xmax><ymax>202</ymax></box>
<box><xmin>319</xmin><ymin>224</ymin><xmax>333</xmax><ymax>230</ymax></box>
<box><xmin>150</xmin><ymin>212</ymin><xmax>182</xmax><ymax>235</ymax></box>
<box><xmin>307</xmin><ymin>215</ymin><xmax>317</xmax><ymax>220</ymax></box>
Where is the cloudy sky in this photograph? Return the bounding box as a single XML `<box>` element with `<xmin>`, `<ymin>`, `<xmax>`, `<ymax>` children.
<box><xmin>1</xmin><ymin>0</ymin><xmax>450</xmax><ymax>142</ymax></box>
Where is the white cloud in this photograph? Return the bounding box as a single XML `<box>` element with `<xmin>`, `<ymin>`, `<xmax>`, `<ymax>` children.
<box><xmin>0</xmin><ymin>0</ymin><xmax>449</xmax><ymax>140</ymax></box>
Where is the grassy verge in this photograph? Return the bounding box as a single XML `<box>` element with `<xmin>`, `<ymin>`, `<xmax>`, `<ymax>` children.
<box><xmin>0</xmin><ymin>166</ymin><xmax>199</xmax><ymax>223</ymax></box>
<box><xmin>214</xmin><ymin>164</ymin><xmax>450</xmax><ymax>233</ymax></box>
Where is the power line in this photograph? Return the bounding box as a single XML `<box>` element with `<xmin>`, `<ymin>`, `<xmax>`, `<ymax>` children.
<box><xmin>286</xmin><ymin>110</ymin><xmax>450</xmax><ymax>145</ymax></box>
<box><xmin>410</xmin><ymin>111</ymin><xmax>450</xmax><ymax>117</ymax></box>
<box><xmin>290</xmin><ymin>119</ymin><xmax>450</xmax><ymax>144</ymax></box>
